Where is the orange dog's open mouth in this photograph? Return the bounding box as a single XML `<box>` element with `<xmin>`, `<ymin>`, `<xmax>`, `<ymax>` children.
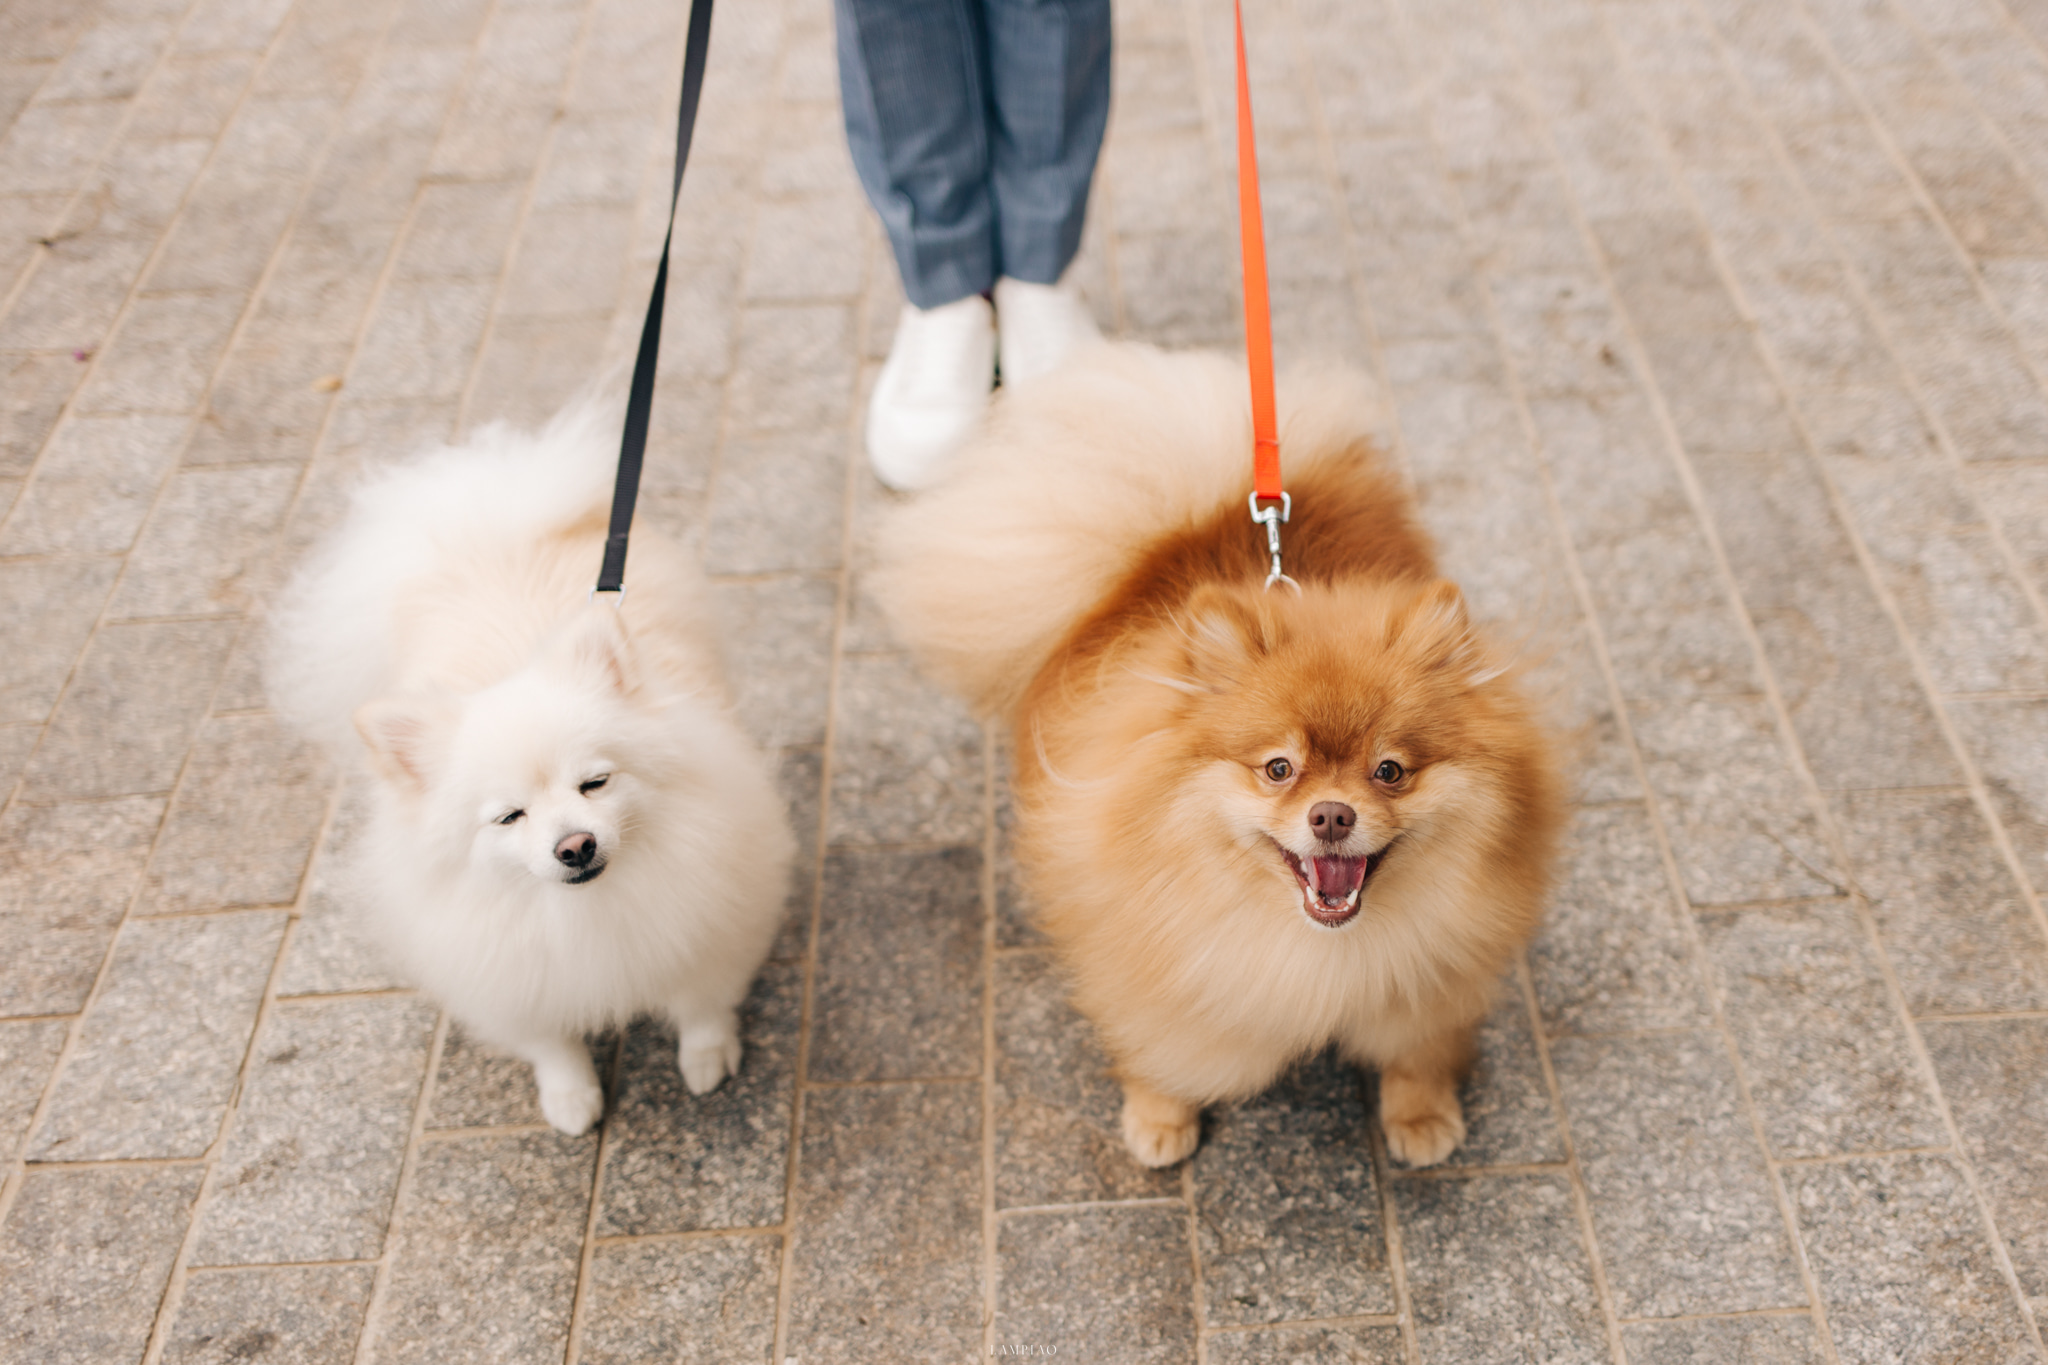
<box><xmin>1274</xmin><ymin>840</ymin><xmax>1388</xmax><ymax>928</ymax></box>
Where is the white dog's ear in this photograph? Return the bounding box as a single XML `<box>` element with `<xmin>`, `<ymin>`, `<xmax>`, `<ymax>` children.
<box><xmin>1180</xmin><ymin>583</ymin><xmax>1274</xmax><ymax>687</ymax></box>
<box><xmin>354</xmin><ymin>696</ymin><xmax>450</xmax><ymax>790</ymax></box>
<box><xmin>555</xmin><ymin>605</ymin><xmax>641</xmax><ymax>697</ymax></box>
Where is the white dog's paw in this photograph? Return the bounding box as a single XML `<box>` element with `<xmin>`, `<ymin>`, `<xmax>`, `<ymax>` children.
<box><xmin>537</xmin><ymin>1076</ymin><xmax>606</xmax><ymax>1135</ymax></box>
<box><xmin>678</xmin><ymin>1021</ymin><xmax>743</xmax><ymax>1095</ymax></box>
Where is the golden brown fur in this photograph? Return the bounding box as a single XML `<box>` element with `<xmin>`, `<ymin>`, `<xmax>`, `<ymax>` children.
<box><xmin>874</xmin><ymin>343</ymin><xmax>1564</xmax><ymax>1167</ymax></box>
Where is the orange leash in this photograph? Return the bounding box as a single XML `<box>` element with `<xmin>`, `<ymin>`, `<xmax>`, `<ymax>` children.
<box><xmin>1234</xmin><ymin>0</ymin><xmax>1294</xmax><ymax>589</ymax></box>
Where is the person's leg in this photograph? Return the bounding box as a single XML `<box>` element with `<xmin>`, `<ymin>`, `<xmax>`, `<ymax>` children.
<box><xmin>835</xmin><ymin>0</ymin><xmax>998</xmax><ymax>308</ymax></box>
<box><xmin>983</xmin><ymin>0</ymin><xmax>1109</xmax><ymax>385</ymax></box>
<box><xmin>983</xmin><ymin>0</ymin><xmax>1111</xmax><ymax>287</ymax></box>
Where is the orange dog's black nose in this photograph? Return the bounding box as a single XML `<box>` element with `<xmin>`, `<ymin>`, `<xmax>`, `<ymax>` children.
<box><xmin>556</xmin><ymin>832</ymin><xmax>597</xmax><ymax>868</ymax></box>
<box><xmin>1308</xmin><ymin>802</ymin><xmax>1355</xmax><ymax>843</ymax></box>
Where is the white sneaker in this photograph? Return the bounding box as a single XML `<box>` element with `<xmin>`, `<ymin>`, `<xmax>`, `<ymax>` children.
<box><xmin>994</xmin><ymin>275</ymin><xmax>1101</xmax><ymax>387</ymax></box>
<box><xmin>866</xmin><ymin>293</ymin><xmax>996</xmax><ymax>492</ymax></box>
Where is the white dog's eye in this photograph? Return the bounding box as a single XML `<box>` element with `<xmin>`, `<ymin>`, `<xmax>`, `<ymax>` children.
<box><xmin>497</xmin><ymin>809</ymin><xmax>525</xmax><ymax>825</ymax></box>
<box><xmin>579</xmin><ymin>775</ymin><xmax>610</xmax><ymax>795</ymax></box>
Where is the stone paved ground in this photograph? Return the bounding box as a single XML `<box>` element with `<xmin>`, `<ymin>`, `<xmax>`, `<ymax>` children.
<box><xmin>5</xmin><ymin>0</ymin><xmax>2048</xmax><ymax>1357</ymax></box>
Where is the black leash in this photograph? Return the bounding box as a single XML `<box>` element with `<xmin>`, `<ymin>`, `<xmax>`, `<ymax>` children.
<box><xmin>596</xmin><ymin>0</ymin><xmax>715</xmax><ymax>596</ymax></box>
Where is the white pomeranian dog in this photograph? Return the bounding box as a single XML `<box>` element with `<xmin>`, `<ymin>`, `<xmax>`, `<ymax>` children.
<box><xmin>269</xmin><ymin>402</ymin><xmax>793</xmax><ymax>1135</ymax></box>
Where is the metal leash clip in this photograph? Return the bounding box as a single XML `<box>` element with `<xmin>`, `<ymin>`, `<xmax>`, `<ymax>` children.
<box><xmin>1249</xmin><ymin>491</ymin><xmax>1299</xmax><ymax>594</ymax></box>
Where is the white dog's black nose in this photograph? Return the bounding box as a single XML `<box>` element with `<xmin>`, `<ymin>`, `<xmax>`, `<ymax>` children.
<box><xmin>556</xmin><ymin>832</ymin><xmax>597</xmax><ymax>869</ymax></box>
<box><xmin>1308</xmin><ymin>802</ymin><xmax>1356</xmax><ymax>843</ymax></box>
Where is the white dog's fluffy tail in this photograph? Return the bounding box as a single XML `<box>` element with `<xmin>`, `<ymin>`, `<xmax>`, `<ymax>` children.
<box><xmin>871</xmin><ymin>343</ymin><xmax>1384</xmax><ymax>718</ymax></box>
<box><xmin>267</xmin><ymin>400</ymin><xmax>621</xmax><ymax>752</ymax></box>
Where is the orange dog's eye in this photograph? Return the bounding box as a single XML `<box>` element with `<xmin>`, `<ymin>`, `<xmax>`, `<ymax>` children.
<box><xmin>1374</xmin><ymin>760</ymin><xmax>1405</xmax><ymax>784</ymax></box>
<box><xmin>1263</xmin><ymin>758</ymin><xmax>1293</xmax><ymax>782</ymax></box>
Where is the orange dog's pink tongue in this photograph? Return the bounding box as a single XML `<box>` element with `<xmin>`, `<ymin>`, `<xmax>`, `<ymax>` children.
<box><xmin>1313</xmin><ymin>855</ymin><xmax>1367</xmax><ymax>904</ymax></box>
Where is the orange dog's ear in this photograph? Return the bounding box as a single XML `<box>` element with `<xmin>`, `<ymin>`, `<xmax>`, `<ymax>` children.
<box><xmin>354</xmin><ymin>695</ymin><xmax>453</xmax><ymax>791</ymax></box>
<box><xmin>1180</xmin><ymin>583</ymin><xmax>1274</xmax><ymax>687</ymax></box>
<box><xmin>1397</xmin><ymin>580</ymin><xmax>1495</xmax><ymax>681</ymax></box>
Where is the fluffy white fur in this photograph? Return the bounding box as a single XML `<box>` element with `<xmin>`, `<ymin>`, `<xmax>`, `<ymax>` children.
<box><xmin>269</xmin><ymin>402</ymin><xmax>792</xmax><ymax>1134</ymax></box>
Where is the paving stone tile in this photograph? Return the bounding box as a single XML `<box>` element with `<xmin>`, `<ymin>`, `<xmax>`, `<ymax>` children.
<box><xmin>193</xmin><ymin>994</ymin><xmax>439</xmax><ymax>1265</ymax></box>
<box><xmin>810</xmin><ymin>844</ymin><xmax>981</xmax><ymax>1082</ymax></box>
<box><xmin>712</xmin><ymin>573</ymin><xmax>836</xmax><ymax>750</ymax></box>
<box><xmin>59</xmin><ymin>136</ymin><xmax>215</xmax><ymax>242</ymax></box>
<box><xmin>137</xmin><ymin>712</ymin><xmax>330</xmax><ymax>915</ymax></box>
<box><xmin>1691</xmin><ymin>447</ymin><xmax>1961</xmax><ymax>792</ymax></box>
<box><xmin>424</xmin><ymin>1020</ymin><xmax>559</xmax><ymax>1130</ymax></box>
<box><xmin>370</xmin><ymin>1130</ymin><xmax>597</xmax><ymax>1365</ymax></box>
<box><xmin>31</xmin><ymin>908</ymin><xmax>284</xmax><ymax>1160</ymax></box>
<box><xmin>496</xmin><ymin>204</ymin><xmax>635</xmax><ymax>319</ymax></box>
<box><xmin>1826</xmin><ymin>455</ymin><xmax>2048</xmax><ymax>696</ymax></box>
<box><xmin>579</xmin><ymin>1235</ymin><xmax>781</xmax><ymax>1365</ymax></box>
<box><xmin>725</xmin><ymin>304</ymin><xmax>858</xmax><ymax>433</ymax></box>
<box><xmin>1619</xmin><ymin>1314</ymin><xmax>1826</xmax><ymax>1364</ymax></box>
<box><xmin>1529</xmin><ymin>802</ymin><xmax>1710</xmax><ymax>1035</ymax></box>
<box><xmin>596</xmin><ymin>960</ymin><xmax>801</xmax><ymax>1235</ymax></box>
<box><xmin>248</xmin><ymin>217</ymin><xmax>394</xmax><ymax>346</ymax></box>
<box><xmin>0</xmin><ymin>1017</ymin><xmax>66</xmax><ymax>1152</ymax></box>
<box><xmin>110</xmin><ymin>464</ymin><xmax>301</xmax><ymax>619</ymax></box>
<box><xmin>195</xmin><ymin>335</ymin><xmax>352</xmax><ymax>462</ymax></box>
<box><xmin>701</xmin><ymin>429</ymin><xmax>846</xmax><ymax>575</ymax></box>
<box><xmin>1701</xmin><ymin>898</ymin><xmax>1945</xmax><ymax>1158</ymax></box>
<box><xmin>0</xmin><ymin>349</ymin><xmax>85</xmax><ymax>475</ymax></box>
<box><xmin>1446</xmin><ymin>986</ymin><xmax>1564</xmax><ymax>1169</ymax></box>
<box><xmin>348</xmin><ymin>277</ymin><xmax>494</xmax><ymax>404</ymax></box>
<box><xmin>1788</xmin><ymin>1154</ymin><xmax>2038</xmax><ymax>1365</ymax></box>
<box><xmin>0</xmin><ymin>722</ymin><xmax>33</xmax><ymax>797</ymax></box>
<box><xmin>1393</xmin><ymin>1173</ymin><xmax>1608</xmax><ymax>1365</ymax></box>
<box><xmin>1551</xmin><ymin>1030</ymin><xmax>1804</xmax><ymax>1317</ymax></box>
<box><xmin>827</xmin><ymin>652</ymin><xmax>983</xmax><ymax>847</ymax></box>
<box><xmin>127</xmin><ymin>52</ymin><xmax>262</xmax><ymax>138</ymax></box>
<box><xmin>160</xmin><ymin>1265</ymin><xmax>376</xmax><ymax>1365</ymax></box>
<box><xmin>1960</xmin><ymin>463</ymin><xmax>2048</xmax><ymax>609</ymax></box>
<box><xmin>23</xmin><ymin>617</ymin><xmax>236</xmax><ymax>801</ymax></box>
<box><xmin>0</xmin><ymin>556</ymin><xmax>119</xmax><ymax>725</ymax></box>
<box><xmin>73</xmin><ymin>288</ymin><xmax>246</xmax><ymax>416</ymax></box>
<box><xmin>0</xmin><ymin>1164</ymin><xmax>203</xmax><ymax>1365</ymax></box>
<box><xmin>0</xmin><ymin>412</ymin><xmax>190</xmax><ymax>557</ymax></box>
<box><xmin>1207</xmin><ymin>1324</ymin><xmax>1405</xmax><ymax>1365</ymax></box>
<box><xmin>463</xmin><ymin>312</ymin><xmax>615</xmax><ymax>431</ymax></box>
<box><xmin>0</xmin><ymin>233</ymin><xmax>155</xmax><ymax>353</ymax></box>
<box><xmin>0</xmin><ymin>0</ymin><xmax>93</xmax><ymax>62</ymax></box>
<box><xmin>1629</xmin><ymin>695</ymin><xmax>1842</xmax><ymax>906</ymax></box>
<box><xmin>1924</xmin><ymin>1018</ymin><xmax>2048</xmax><ymax>1302</ymax></box>
<box><xmin>1192</xmin><ymin>1049</ymin><xmax>1393</xmax><ymax>1325</ymax></box>
<box><xmin>994</xmin><ymin>950</ymin><xmax>1178</xmax><ymax>1208</ymax></box>
<box><xmin>273</xmin><ymin>784</ymin><xmax>410</xmax><ymax>996</ymax></box>
<box><xmin>1831</xmin><ymin>788</ymin><xmax>2048</xmax><ymax>1014</ymax></box>
<box><xmin>744</xmin><ymin>197</ymin><xmax>868</xmax><ymax>303</ymax></box>
<box><xmin>787</xmin><ymin>1082</ymin><xmax>982</xmax><ymax>1361</ymax></box>
<box><xmin>1947</xmin><ymin>696</ymin><xmax>2048</xmax><ymax>904</ymax></box>
<box><xmin>394</xmin><ymin>179</ymin><xmax>525</xmax><ymax>280</ymax></box>
<box><xmin>0</xmin><ymin>794</ymin><xmax>163</xmax><ymax>1016</ymax></box>
<box><xmin>531</xmin><ymin>113</ymin><xmax>651</xmax><ymax>210</ymax></box>
<box><xmin>0</xmin><ymin>99</ymin><xmax>126</xmax><ymax>196</ymax></box>
<box><xmin>769</xmin><ymin>744</ymin><xmax>823</xmax><ymax>962</ymax></box>
<box><xmin>1526</xmin><ymin>391</ymin><xmax>1761</xmax><ymax>702</ymax></box>
<box><xmin>995</xmin><ymin>1204</ymin><xmax>1197</xmax><ymax>1361</ymax></box>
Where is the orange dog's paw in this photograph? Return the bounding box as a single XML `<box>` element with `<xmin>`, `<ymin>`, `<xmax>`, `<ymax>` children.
<box><xmin>1380</xmin><ymin>1064</ymin><xmax>1467</xmax><ymax>1167</ymax></box>
<box><xmin>1119</xmin><ymin>1084</ymin><xmax>1201</xmax><ymax>1168</ymax></box>
<box><xmin>1381</xmin><ymin>1104</ymin><xmax>1466</xmax><ymax>1167</ymax></box>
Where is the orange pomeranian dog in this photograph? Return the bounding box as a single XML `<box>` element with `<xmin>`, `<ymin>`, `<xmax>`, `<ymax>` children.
<box><xmin>874</xmin><ymin>343</ymin><xmax>1564</xmax><ymax>1168</ymax></box>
